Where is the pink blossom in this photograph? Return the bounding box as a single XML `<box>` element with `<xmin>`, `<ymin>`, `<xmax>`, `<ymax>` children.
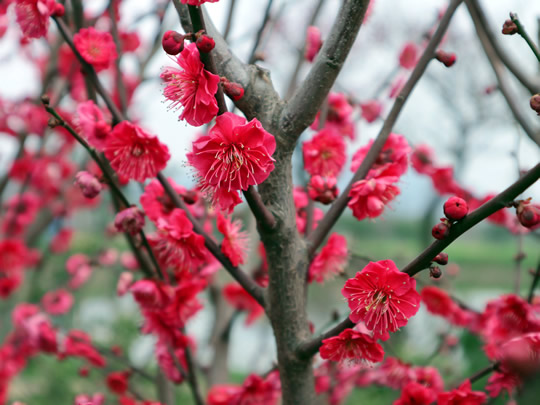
<box><xmin>305</xmin><ymin>26</ymin><xmax>322</xmax><ymax>62</ymax></box>
<box><xmin>308</xmin><ymin>175</ymin><xmax>339</xmax><ymax>205</ymax></box>
<box><xmin>114</xmin><ymin>206</ymin><xmax>145</xmax><ymax>236</ymax></box>
<box><xmin>398</xmin><ymin>42</ymin><xmax>418</xmax><ymax>69</ymax></box>
<box><xmin>42</xmin><ymin>289</ymin><xmax>74</xmax><ymax>315</ymax></box>
<box><xmin>77</xmin><ymin>100</ymin><xmax>111</xmax><ymax>151</ymax></box>
<box><xmin>437</xmin><ymin>380</ymin><xmax>487</xmax><ymax>404</ymax></box>
<box><xmin>104</xmin><ymin>121</ymin><xmax>170</xmax><ymax>182</ymax></box>
<box><xmin>303</xmin><ymin>128</ymin><xmax>346</xmax><ymax>177</ymax></box>
<box><xmin>348</xmin><ymin>176</ymin><xmax>400</xmax><ymax>221</ymax></box>
<box><xmin>187</xmin><ymin>112</ymin><xmax>276</xmax><ymax>212</ymax></box>
<box><xmin>394</xmin><ymin>381</ymin><xmax>436</xmax><ymax>405</ymax></box>
<box><xmin>320</xmin><ymin>328</ymin><xmax>384</xmax><ymax>364</ymax></box>
<box><xmin>15</xmin><ymin>0</ymin><xmax>56</xmax><ymax>39</ymax></box>
<box><xmin>360</xmin><ymin>100</ymin><xmax>383</xmax><ymax>123</ymax></box>
<box><xmin>342</xmin><ymin>260</ymin><xmax>420</xmax><ymax>340</ymax></box>
<box><xmin>161</xmin><ymin>43</ymin><xmax>220</xmax><ymax>126</ymax></box>
<box><xmin>73</xmin><ymin>27</ymin><xmax>117</xmax><ymax>71</ymax></box>
<box><xmin>216</xmin><ymin>213</ymin><xmax>248</xmax><ymax>267</ymax></box>
<box><xmin>309</xmin><ymin>233</ymin><xmax>348</xmax><ymax>283</ymax></box>
<box><xmin>311</xmin><ymin>93</ymin><xmax>356</xmax><ymax>139</ymax></box>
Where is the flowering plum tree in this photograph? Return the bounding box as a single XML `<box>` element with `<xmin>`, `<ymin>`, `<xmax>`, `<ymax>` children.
<box><xmin>0</xmin><ymin>0</ymin><xmax>539</xmax><ymax>404</ymax></box>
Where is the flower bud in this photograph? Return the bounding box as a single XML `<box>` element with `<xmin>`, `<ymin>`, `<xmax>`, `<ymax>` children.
<box><xmin>130</xmin><ymin>280</ymin><xmax>168</xmax><ymax>310</ymax></box>
<box><xmin>162</xmin><ymin>30</ymin><xmax>185</xmax><ymax>55</ymax></box>
<box><xmin>433</xmin><ymin>252</ymin><xmax>448</xmax><ymax>265</ymax></box>
<box><xmin>430</xmin><ymin>266</ymin><xmax>442</xmax><ymax>279</ymax></box>
<box><xmin>530</xmin><ymin>94</ymin><xmax>540</xmax><ymax>116</ymax></box>
<box><xmin>53</xmin><ymin>3</ymin><xmax>65</xmax><ymax>17</ymax></box>
<box><xmin>181</xmin><ymin>190</ymin><xmax>199</xmax><ymax>205</ymax></box>
<box><xmin>308</xmin><ymin>175</ymin><xmax>339</xmax><ymax>205</ymax></box>
<box><xmin>196</xmin><ymin>34</ymin><xmax>215</xmax><ymax>53</ymax></box>
<box><xmin>502</xmin><ymin>19</ymin><xmax>518</xmax><ymax>35</ymax></box>
<box><xmin>117</xmin><ymin>272</ymin><xmax>134</xmax><ymax>297</ymax></box>
<box><xmin>221</xmin><ymin>77</ymin><xmax>244</xmax><ymax>101</ymax></box>
<box><xmin>304</xmin><ymin>26</ymin><xmax>322</xmax><ymax>62</ymax></box>
<box><xmin>74</xmin><ymin>171</ymin><xmax>102</xmax><ymax>199</ymax></box>
<box><xmin>443</xmin><ymin>196</ymin><xmax>468</xmax><ymax>221</ymax></box>
<box><xmin>435</xmin><ymin>50</ymin><xmax>456</xmax><ymax>67</ymax></box>
<box><xmin>114</xmin><ymin>206</ymin><xmax>145</xmax><ymax>235</ymax></box>
<box><xmin>432</xmin><ymin>222</ymin><xmax>450</xmax><ymax>240</ymax></box>
<box><xmin>516</xmin><ymin>199</ymin><xmax>540</xmax><ymax>229</ymax></box>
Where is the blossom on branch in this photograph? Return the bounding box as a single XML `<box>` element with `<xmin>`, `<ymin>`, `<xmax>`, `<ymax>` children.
<box><xmin>187</xmin><ymin>112</ymin><xmax>276</xmax><ymax>213</ymax></box>
<box><xmin>319</xmin><ymin>328</ymin><xmax>384</xmax><ymax>365</ymax></box>
<box><xmin>342</xmin><ymin>260</ymin><xmax>420</xmax><ymax>341</ymax></box>
<box><xmin>303</xmin><ymin>129</ymin><xmax>346</xmax><ymax>177</ymax></box>
<box><xmin>161</xmin><ymin>43</ymin><xmax>220</xmax><ymax>127</ymax></box>
<box><xmin>73</xmin><ymin>27</ymin><xmax>117</xmax><ymax>71</ymax></box>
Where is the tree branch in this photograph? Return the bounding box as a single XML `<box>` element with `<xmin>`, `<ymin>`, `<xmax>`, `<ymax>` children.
<box><xmin>280</xmin><ymin>0</ymin><xmax>370</xmax><ymax>147</ymax></box>
<box><xmin>247</xmin><ymin>0</ymin><xmax>274</xmax><ymax>64</ymax></box>
<box><xmin>466</xmin><ymin>0</ymin><xmax>540</xmax><ymax>147</ymax></box>
<box><xmin>527</xmin><ymin>258</ymin><xmax>540</xmax><ymax>303</ymax></box>
<box><xmin>296</xmin><ymin>318</ymin><xmax>354</xmax><ymax>359</ymax></box>
<box><xmin>156</xmin><ymin>173</ymin><xmax>266</xmax><ymax>308</ymax></box>
<box><xmin>307</xmin><ymin>0</ymin><xmax>464</xmax><ymax>257</ymax></box>
<box><xmin>401</xmin><ymin>161</ymin><xmax>540</xmax><ymax>276</ymax></box>
<box><xmin>469</xmin><ymin>0</ymin><xmax>540</xmax><ymax>95</ymax></box>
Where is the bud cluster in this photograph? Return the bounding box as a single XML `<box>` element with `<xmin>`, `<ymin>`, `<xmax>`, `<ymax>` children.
<box><xmin>431</xmin><ymin>197</ymin><xmax>469</xmax><ymax>240</ymax></box>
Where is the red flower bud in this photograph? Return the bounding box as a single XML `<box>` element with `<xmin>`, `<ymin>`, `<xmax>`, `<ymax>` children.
<box><xmin>530</xmin><ymin>94</ymin><xmax>540</xmax><ymax>116</ymax></box>
<box><xmin>308</xmin><ymin>175</ymin><xmax>339</xmax><ymax>205</ymax></box>
<box><xmin>433</xmin><ymin>252</ymin><xmax>448</xmax><ymax>265</ymax></box>
<box><xmin>432</xmin><ymin>222</ymin><xmax>450</xmax><ymax>240</ymax></box>
<box><xmin>221</xmin><ymin>78</ymin><xmax>245</xmax><ymax>101</ymax></box>
<box><xmin>74</xmin><ymin>171</ymin><xmax>102</xmax><ymax>199</ymax></box>
<box><xmin>502</xmin><ymin>19</ymin><xmax>518</xmax><ymax>35</ymax></box>
<box><xmin>53</xmin><ymin>3</ymin><xmax>65</xmax><ymax>17</ymax></box>
<box><xmin>430</xmin><ymin>266</ymin><xmax>442</xmax><ymax>279</ymax></box>
<box><xmin>516</xmin><ymin>200</ymin><xmax>540</xmax><ymax>229</ymax></box>
<box><xmin>114</xmin><ymin>207</ymin><xmax>145</xmax><ymax>236</ymax></box>
<box><xmin>443</xmin><ymin>196</ymin><xmax>468</xmax><ymax>221</ymax></box>
<box><xmin>181</xmin><ymin>190</ymin><xmax>199</xmax><ymax>205</ymax></box>
<box><xmin>162</xmin><ymin>30</ymin><xmax>185</xmax><ymax>55</ymax></box>
<box><xmin>196</xmin><ymin>34</ymin><xmax>215</xmax><ymax>53</ymax></box>
<box><xmin>435</xmin><ymin>50</ymin><xmax>456</xmax><ymax>67</ymax></box>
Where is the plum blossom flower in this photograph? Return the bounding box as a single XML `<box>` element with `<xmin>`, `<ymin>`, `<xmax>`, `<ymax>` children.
<box><xmin>394</xmin><ymin>381</ymin><xmax>437</xmax><ymax>405</ymax></box>
<box><xmin>303</xmin><ymin>129</ymin><xmax>346</xmax><ymax>177</ymax></box>
<box><xmin>437</xmin><ymin>380</ymin><xmax>487</xmax><ymax>405</ymax></box>
<box><xmin>305</xmin><ymin>26</ymin><xmax>322</xmax><ymax>62</ymax></box>
<box><xmin>41</xmin><ymin>289</ymin><xmax>73</xmax><ymax>315</ymax></box>
<box><xmin>319</xmin><ymin>328</ymin><xmax>384</xmax><ymax>365</ymax></box>
<box><xmin>76</xmin><ymin>100</ymin><xmax>111</xmax><ymax>151</ymax></box>
<box><xmin>207</xmin><ymin>371</ymin><xmax>281</xmax><ymax>405</ymax></box>
<box><xmin>15</xmin><ymin>0</ymin><xmax>56</xmax><ymax>39</ymax></box>
<box><xmin>342</xmin><ymin>260</ymin><xmax>420</xmax><ymax>340</ymax></box>
<box><xmin>73</xmin><ymin>27</ymin><xmax>117</xmax><ymax>71</ymax></box>
<box><xmin>308</xmin><ymin>233</ymin><xmax>348</xmax><ymax>283</ymax></box>
<box><xmin>104</xmin><ymin>121</ymin><xmax>170</xmax><ymax>182</ymax></box>
<box><xmin>187</xmin><ymin>112</ymin><xmax>276</xmax><ymax>213</ymax></box>
<box><xmin>360</xmin><ymin>100</ymin><xmax>383</xmax><ymax>123</ymax></box>
<box><xmin>150</xmin><ymin>209</ymin><xmax>206</xmax><ymax>270</ymax></box>
<box><xmin>161</xmin><ymin>43</ymin><xmax>220</xmax><ymax>126</ymax></box>
<box><xmin>311</xmin><ymin>93</ymin><xmax>356</xmax><ymax>139</ymax></box>
<box><xmin>348</xmin><ymin>175</ymin><xmax>400</xmax><ymax>221</ymax></box>
<box><xmin>216</xmin><ymin>213</ymin><xmax>248</xmax><ymax>267</ymax></box>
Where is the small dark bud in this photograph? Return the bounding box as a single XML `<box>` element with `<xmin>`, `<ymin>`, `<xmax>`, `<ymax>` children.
<box><xmin>196</xmin><ymin>34</ymin><xmax>215</xmax><ymax>53</ymax></box>
<box><xmin>221</xmin><ymin>77</ymin><xmax>244</xmax><ymax>101</ymax></box>
<box><xmin>41</xmin><ymin>94</ymin><xmax>50</xmax><ymax>106</ymax></box>
<box><xmin>530</xmin><ymin>94</ymin><xmax>540</xmax><ymax>116</ymax></box>
<box><xmin>433</xmin><ymin>252</ymin><xmax>449</xmax><ymax>265</ymax></box>
<box><xmin>430</xmin><ymin>266</ymin><xmax>443</xmax><ymax>279</ymax></box>
<box><xmin>432</xmin><ymin>222</ymin><xmax>450</xmax><ymax>240</ymax></box>
<box><xmin>182</xmin><ymin>190</ymin><xmax>198</xmax><ymax>205</ymax></box>
<box><xmin>53</xmin><ymin>3</ymin><xmax>65</xmax><ymax>17</ymax></box>
<box><xmin>502</xmin><ymin>19</ymin><xmax>518</xmax><ymax>35</ymax></box>
<box><xmin>435</xmin><ymin>50</ymin><xmax>456</xmax><ymax>67</ymax></box>
<box><xmin>162</xmin><ymin>30</ymin><xmax>185</xmax><ymax>55</ymax></box>
<box><xmin>48</xmin><ymin>117</ymin><xmax>62</xmax><ymax>128</ymax></box>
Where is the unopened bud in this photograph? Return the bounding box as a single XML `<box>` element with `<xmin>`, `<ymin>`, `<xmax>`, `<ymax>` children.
<box><xmin>433</xmin><ymin>252</ymin><xmax>448</xmax><ymax>265</ymax></box>
<box><xmin>432</xmin><ymin>221</ymin><xmax>450</xmax><ymax>240</ymax></box>
<box><xmin>443</xmin><ymin>196</ymin><xmax>468</xmax><ymax>221</ymax></box>
<box><xmin>162</xmin><ymin>30</ymin><xmax>185</xmax><ymax>55</ymax></box>
<box><xmin>53</xmin><ymin>3</ymin><xmax>65</xmax><ymax>17</ymax></box>
<box><xmin>196</xmin><ymin>34</ymin><xmax>215</xmax><ymax>53</ymax></box>
<box><xmin>114</xmin><ymin>206</ymin><xmax>145</xmax><ymax>236</ymax></box>
<box><xmin>530</xmin><ymin>94</ymin><xmax>540</xmax><ymax>116</ymax></box>
<box><xmin>430</xmin><ymin>266</ymin><xmax>442</xmax><ymax>279</ymax></box>
<box><xmin>74</xmin><ymin>171</ymin><xmax>102</xmax><ymax>199</ymax></box>
<box><xmin>221</xmin><ymin>78</ymin><xmax>245</xmax><ymax>101</ymax></box>
<box><xmin>435</xmin><ymin>50</ymin><xmax>456</xmax><ymax>67</ymax></box>
<box><xmin>41</xmin><ymin>94</ymin><xmax>50</xmax><ymax>106</ymax></box>
<box><xmin>516</xmin><ymin>199</ymin><xmax>540</xmax><ymax>229</ymax></box>
<box><xmin>308</xmin><ymin>175</ymin><xmax>338</xmax><ymax>205</ymax></box>
<box><xmin>48</xmin><ymin>117</ymin><xmax>62</xmax><ymax>128</ymax></box>
<box><xmin>502</xmin><ymin>19</ymin><xmax>518</xmax><ymax>35</ymax></box>
<box><xmin>181</xmin><ymin>190</ymin><xmax>198</xmax><ymax>205</ymax></box>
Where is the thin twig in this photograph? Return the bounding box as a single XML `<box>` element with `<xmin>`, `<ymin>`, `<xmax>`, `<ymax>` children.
<box><xmin>223</xmin><ymin>0</ymin><xmax>237</xmax><ymax>41</ymax></box>
<box><xmin>247</xmin><ymin>0</ymin><xmax>274</xmax><ymax>64</ymax></box>
<box><xmin>156</xmin><ymin>173</ymin><xmax>266</xmax><ymax>307</ymax></box>
<box><xmin>108</xmin><ymin>0</ymin><xmax>128</xmax><ymax>116</ymax></box>
<box><xmin>468</xmin><ymin>362</ymin><xmax>499</xmax><ymax>384</ymax></box>
<box><xmin>510</xmin><ymin>12</ymin><xmax>540</xmax><ymax>63</ymax></box>
<box><xmin>307</xmin><ymin>0</ymin><xmax>464</xmax><ymax>257</ymax></box>
<box><xmin>527</xmin><ymin>259</ymin><xmax>540</xmax><ymax>303</ymax></box>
